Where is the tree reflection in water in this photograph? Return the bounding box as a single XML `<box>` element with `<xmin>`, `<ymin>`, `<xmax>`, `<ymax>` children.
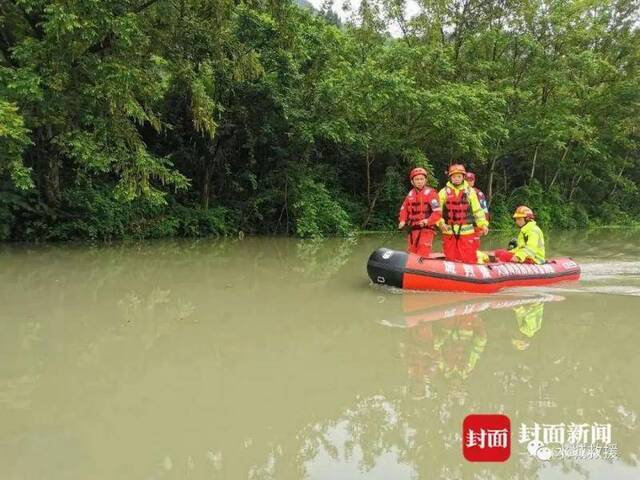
<box><xmin>1</xmin><ymin>239</ymin><xmax>639</xmax><ymax>479</ymax></box>
<box><xmin>300</xmin><ymin>292</ymin><xmax>639</xmax><ymax>479</ymax></box>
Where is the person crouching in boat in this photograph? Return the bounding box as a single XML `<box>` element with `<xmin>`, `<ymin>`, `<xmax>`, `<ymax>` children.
<box><xmin>494</xmin><ymin>206</ymin><xmax>546</xmax><ymax>264</ymax></box>
<box><xmin>437</xmin><ymin>164</ymin><xmax>489</xmax><ymax>263</ymax></box>
<box><xmin>398</xmin><ymin>167</ymin><xmax>442</xmax><ymax>256</ymax></box>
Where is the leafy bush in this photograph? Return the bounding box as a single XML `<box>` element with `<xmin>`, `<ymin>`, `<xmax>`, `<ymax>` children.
<box><xmin>171</xmin><ymin>204</ymin><xmax>230</xmax><ymax>237</ymax></box>
<box><xmin>291</xmin><ymin>176</ymin><xmax>354</xmax><ymax>238</ymax></box>
<box><xmin>489</xmin><ymin>181</ymin><xmax>591</xmax><ymax>231</ymax></box>
<box><xmin>4</xmin><ymin>184</ymin><xmax>230</xmax><ymax>241</ymax></box>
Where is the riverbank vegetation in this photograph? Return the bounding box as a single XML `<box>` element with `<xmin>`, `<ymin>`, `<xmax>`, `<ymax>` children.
<box><xmin>1</xmin><ymin>0</ymin><xmax>639</xmax><ymax>240</ymax></box>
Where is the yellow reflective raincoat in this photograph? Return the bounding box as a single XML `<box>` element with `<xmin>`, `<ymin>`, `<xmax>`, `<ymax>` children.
<box><xmin>437</xmin><ymin>181</ymin><xmax>488</xmax><ymax>236</ymax></box>
<box><xmin>511</xmin><ymin>220</ymin><xmax>545</xmax><ymax>264</ymax></box>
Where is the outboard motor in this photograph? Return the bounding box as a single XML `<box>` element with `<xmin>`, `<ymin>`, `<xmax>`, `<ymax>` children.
<box><xmin>367</xmin><ymin>248</ymin><xmax>408</xmax><ymax>288</ymax></box>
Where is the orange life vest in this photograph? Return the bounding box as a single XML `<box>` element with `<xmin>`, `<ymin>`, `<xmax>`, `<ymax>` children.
<box><xmin>443</xmin><ymin>187</ymin><xmax>475</xmax><ymax>225</ymax></box>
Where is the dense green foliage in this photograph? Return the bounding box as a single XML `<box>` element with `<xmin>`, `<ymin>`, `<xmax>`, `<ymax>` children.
<box><xmin>1</xmin><ymin>0</ymin><xmax>639</xmax><ymax>240</ymax></box>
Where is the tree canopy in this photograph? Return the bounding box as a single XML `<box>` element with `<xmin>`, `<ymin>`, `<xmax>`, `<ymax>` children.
<box><xmin>1</xmin><ymin>0</ymin><xmax>639</xmax><ymax>240</ymax></box>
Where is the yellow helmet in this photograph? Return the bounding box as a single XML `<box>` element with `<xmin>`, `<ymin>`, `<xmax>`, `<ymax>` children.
<box><xmin>513</xmin><ymin>205</ymin><xmax>535</xmax><ymax>220</ymax></box>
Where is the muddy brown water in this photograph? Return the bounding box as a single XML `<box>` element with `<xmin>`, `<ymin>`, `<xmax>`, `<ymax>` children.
<box><xmin>1</xmin><ymin>229</ymin><xmax>639</xmax><ymax>479</ymax></box>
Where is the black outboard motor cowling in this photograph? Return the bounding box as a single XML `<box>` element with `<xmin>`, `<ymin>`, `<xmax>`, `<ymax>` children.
<box><xmin>366</xmin><ymin>248</ymin><xmax>408</xmax><ymax>288</ymax></box>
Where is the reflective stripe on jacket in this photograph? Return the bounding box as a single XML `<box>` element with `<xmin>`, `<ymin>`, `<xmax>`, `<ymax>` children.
<box><xmin>510</xmin><ymin>220</ymin><xmax>545</xmax><ymax>264</ymax></box>
<box><xmin>437</xmin><ymin>181</ymin><xmax>488</xmax><ymax>236</ymax></box>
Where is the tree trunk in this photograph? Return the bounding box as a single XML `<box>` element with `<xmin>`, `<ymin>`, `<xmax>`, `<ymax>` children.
<box><xmin>487</xmin><ymin>141</ymin><xmax>501</xmax><ymax>204</ymax></box>
<box><xmin>452</xmin><ymin>0</ymin><xmax>471</xmax><ymax>64</ymax></box>
<box><xmin>362</xmin><ymin>185</ymin><xmax>382</xmax><ymax>229</ymax></box>
<box><xmin>529</xmin><ymin>143</ymin><xmax>539</xmax><ymax>183</ymax></box>
<box><xmin>549</xmin><ymin>144</ymin><xmax>571</xmax><ymax>188</ymax></box>
<box><xmin>365</xmin><ymin>149</ymin><xmax>372</xmax><ymax>208</ymax></box>
<box><xmin>488</xmin><ymin>158</ymin><xmax>496</xmax><ymax>203</ymax></box>
<box><xmin>503</xmin><ymin>163</ymin><xmax>508</xmax><ymax>192</ymax></box>
<box><xmin>569</xmin><ymin>175</ymin><xmax>582</xmax><ymax>200</ymax></box>
<box><xmin>285</xmin><ymin>176</ymin><xmax>290</xmax><ymax>234</ymax></box>
<box><xmin>201</xmin><ymin>137</ymin><xmax>223</xmax><ymax>209</ymax></box>
<box><xmin>43</xmin><ymin>156</ymin><xmax>60</xmax><ymax>206</ymax></box>
<box><xmin>610</xmin><ymin>165</ymin><xmax>626</xmax><ymax>196</ymax></box>
<box><xmin>276</xmin><ymin>176</ymin><xmax>289</xmax><ymax>234</ymax></box>
<box><xmin>39</xmin><ymin>126</ymin><xmax>60</xmax><ymax>207</ymax></box>
<box><xmin>201</xmin><ymin>158</ymin><xmax>212</xmax><ymax>209</ymax></box>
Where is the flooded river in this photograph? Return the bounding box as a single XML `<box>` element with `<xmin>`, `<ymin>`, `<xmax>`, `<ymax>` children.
<box><xmin>1</xmin><ymin>229</ymin><xmax>639</xmax><ymax>479</ymax></box>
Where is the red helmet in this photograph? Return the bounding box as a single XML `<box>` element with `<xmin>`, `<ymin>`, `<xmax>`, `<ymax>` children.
<box><xmin>466</xmin><ymin>172</ymin><xmax>476</xmax><ymax>182</ymax></box>
<box><xmin>448</xmin><ymin>164</ymin><xmax>467</xmax><ymax>177</ymax></box>
<box><xmin>513</xmin><ymin>205</ymin><xmax>535</xmax><ymax>220</ymax></box>
<box><xmin>410</xmin><ymin>167</ymin><xmax>428</xmax><ymax>180</ymax></box>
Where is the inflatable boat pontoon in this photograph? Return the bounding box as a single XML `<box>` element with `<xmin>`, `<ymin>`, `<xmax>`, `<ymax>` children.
<box><xmin>367</xmin><ymin>248</ymin><xmax>581</xmax><ymax>293</ymax></box>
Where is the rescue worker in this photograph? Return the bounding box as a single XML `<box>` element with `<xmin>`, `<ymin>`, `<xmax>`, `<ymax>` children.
<box><xmin>465</xmin><ymin>172</ymin><xmax>489</xmax><ymax>219</ymax></box>
<box><xmin>494</xmin><ymin>206</ymin><xmax>546</xmax><ymax>264</ymax></box>
<box><xmin>466</xmin><ymin>171</ymin><xmax>490</xmax><ymax>259</ymax></box>
<box><xmin>437</xmin><ymin>164</ymin><xmax>489</xmax><ymax>263</ymax></box>
<box><xmin>398</xmin><ymin>167</ymin><xmax>442</xmax><ymax>256</ymax></box>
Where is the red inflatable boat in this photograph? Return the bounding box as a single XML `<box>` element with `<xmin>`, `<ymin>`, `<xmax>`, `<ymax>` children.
<box><xmin>367</xmin><ymin>248</ymin><xmax>581</xmax><ymax>293</ymax></box>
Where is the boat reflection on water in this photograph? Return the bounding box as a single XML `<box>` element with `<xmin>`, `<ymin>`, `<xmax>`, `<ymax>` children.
<box><xmin>379</xmin><ymin>292</ymin><xmax>565</xmax><ymax>400</ymax></box>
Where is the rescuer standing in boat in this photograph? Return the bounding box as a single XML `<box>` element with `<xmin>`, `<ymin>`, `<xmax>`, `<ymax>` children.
<box><xmin>398</xmin><ymin>167</ymin><xmax>442</xmax><ymax>256</ymax></box>
<box><xmin>465</xmin><ymin>172</ymin><xmax>489</xmax><ymax>218</ymax></box>
<box><xmin>465</xmin><ymin>171</ymin><xmax>490</xmax><ymax>256</ymax></box>
<box><xmin>437</xmin><ymin>164</ymin><xmax>489</xmax><ymax>263</ymax></box>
